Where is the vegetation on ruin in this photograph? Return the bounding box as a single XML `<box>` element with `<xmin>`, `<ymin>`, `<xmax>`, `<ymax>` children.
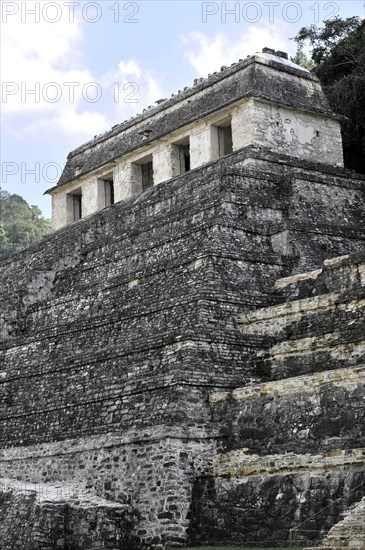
<box><xmin>292</xmin><ymin>16</ymin><xmax>365</xmax><ymax>174</ymax></box>
<box><xmin>0</xmin><ymin>189</ymin><xmax>51</xmax><ymax>261</ymax></box>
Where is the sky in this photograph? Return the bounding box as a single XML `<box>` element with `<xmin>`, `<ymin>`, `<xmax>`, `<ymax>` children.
<box><xmin>1</xmin><ymin>0</ymin><xmax>364</xmax><ymax>218</ymax></box>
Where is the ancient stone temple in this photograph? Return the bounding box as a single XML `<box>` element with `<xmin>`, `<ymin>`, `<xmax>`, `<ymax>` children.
<box><xmin>0</xmin><ymin>49</ymin><xmax>364</xmax><ymax>549</ymax></box>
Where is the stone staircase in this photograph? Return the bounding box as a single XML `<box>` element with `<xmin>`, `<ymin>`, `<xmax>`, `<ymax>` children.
<box><xmin>236</xmin><ymin>254</ymin><xmax>365</xmax><ymax>382</ymax></box>
<box><xmin>304</xmin><ymin>497</ymin><xmax>365</xmax><ymax>549</ymax></box>
<box><xmin>202</xmin><ymin>254</ymin><xmax>365</xmax><ymax>548</ymax></box>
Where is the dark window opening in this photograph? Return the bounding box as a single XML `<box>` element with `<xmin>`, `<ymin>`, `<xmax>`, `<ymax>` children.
<box><xmin>179</xmin><ymin>143</ymin><xmax>191</xmax><ymax>174</ymax></box>
<box><xmin>142</xmin><ymin>161</ymin><xmax>154</xmax><ymax>191</ymax></box>
<box><xmin>173</xmin><ymin>137</ymin><xmax>190</xmax><ymax>175</ymax></box>
<box><xmin>104</xmin><ymin>179</ymin><xmax>114</xmax><ymax>207</ymax></box>
<box><xmin>72</xmin><ymin>193</ymin><xmax>82</xmax><ymax>221</ymax></box>
<box><xmin>67</xmin><ymin>188</ymin><xmax>83</xmax><ymax>224</ymax></box>
<box><xmin>218</xmin><ymin>124</ymin><xmax>233</xmax><ymax>157</ymax></box>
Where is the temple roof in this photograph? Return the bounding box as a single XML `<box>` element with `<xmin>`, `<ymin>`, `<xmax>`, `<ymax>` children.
<box><xmin>48</xmin><ymin>48</ymin><xmax>336</xmax><ymax>193</ymax></box>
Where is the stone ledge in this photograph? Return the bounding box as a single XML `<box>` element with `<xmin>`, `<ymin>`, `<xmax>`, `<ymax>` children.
<box><xmin>275</xmin><ymin>268</ymin><xmax>323</xmax><ymax>290</ymax></box>
<box><xmin>273</xmin><ymin>254</ymin><xmax>361</xmax><ymax>303</ymax></box>
<box><xmin>0</xmin><ymin>478</ymin><xmax>127</xmax><ymax>509</ymax></box>
<box><xmin>238</xmin><ymin>292</ymin><xmax>345</xmax><ymax>336</ymax></box>
<box><xmin>272</xmin><ymin>253</ymin><xmax>355</xmax><ymax>290</ymax></box>
<box><xmin>0</xmin><ymin>427</ymin><xmax>219</xmax><ymax>462</ymax></box>
<box><xmin>238</xmin><ymin>294</ymin><xmax>365</xmax><ymax>337</ymax></box>
<box><xmin>269</xmin><ymin>331</ymin><xmax>365</xmax><ymax>357</ymax></box>
<box><xmin>212</xmin><ymin>448</ymin><xmax>365</xmax><ymax>478</ymax></box>
<box><xmin>209</xmin><ymin>365</ymin><xmax>365</xmax><ymax>405</ymax></box>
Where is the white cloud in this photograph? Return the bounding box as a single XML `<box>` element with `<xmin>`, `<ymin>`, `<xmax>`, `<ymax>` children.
<box><xmin>1</xmin><ymin>4</ymin><xmax>87</xmax><ymax>114</ymax></box>
<box><xmin>182</xmin><ymin>26</ymin><xmax>295</xmax><ymax>77</ymax></box>
<box><xmin>1</xmin><ymin>2</ymin><xmax>106</xmax><ymax>144</ymax></box>
<box><xmin>12</xmin><ymin>109</ymin><xmax>109</xmax><ymax>141</ymax></box>
<box><xmin>118</xmin><ymin>59</ymin><xmax>142</xmax><ymax>79</ymax></box>
<box><xmin>1</xmin><ymin>3</ymin><xmax>166</xmax><ymax>145</ymax></box>
<box><xmin>102</xmin><ymin>59</ymin><xmax>165</xmax><ymax>121</ymax></box>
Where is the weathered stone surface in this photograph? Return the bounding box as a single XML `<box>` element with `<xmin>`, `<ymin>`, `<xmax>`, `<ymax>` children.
<box><xmin>53</xmin><ymin>53</ymin><xmax>334</xmax><ymax>190</ymax></box>
<box><xmin>1</xmin><ymin>45</ymin><xmax>365</xmax><ymax>547</ymax></box>
<box><xmin>1</xmin><ymin>151</ymin><xmax>365</xmax><ymax>546</ymax></box>
<box><xmin>211</xmin><ymin>365</ymin><xmax>365</xmax><ymax>454</ymax></box>
<box><xmin>1</xmin><ymin>152</ymin><xmax>365</xmax><ymax>547</ymax></box>
<box><xmin>237</xmin><ymin>252</ymin><xmax>365</xmax><ymax>380</ymax></box>
<box><xmin>0</xmin><ymin>436</ymin><xmax>216</xmax><ymax>547</ymax></box>
<box><xmin>3</xmin><ymin>154</ymin><xmax>365</xmax><ymax>449</ymax></box>
<box><xmin>190</xmin><ymin>463</ymin><xmax>365</xmax><ymax>547</ymax></box>
<box><xmin>194</xmin><ymin>253</ymin><xmax>365</xmax><ymax>548</ymax></box>
<box><xmin>0</xmin><ymin>479</ymin><xmax>138</xmax><ymax>550</ymax></box>
<box><xmin>304</xmin><ymin>496</ymin><xmax>365</xmax><ymax>549</ymax></box>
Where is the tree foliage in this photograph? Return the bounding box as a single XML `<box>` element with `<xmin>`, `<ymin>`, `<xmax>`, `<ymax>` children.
<box><xmin>0</xmin><ymin>190</ymin><xmax>51</xmax><ymax>261</ymax></box>
<box><xmin>291</xmin><ymin>45</ymin><xmax>315</xmax><ymax>71</ymax></box>
<box><xmin>293</xmin><ymin>17</ymin><xmax>365</xmax><ymax>174</ymax></box>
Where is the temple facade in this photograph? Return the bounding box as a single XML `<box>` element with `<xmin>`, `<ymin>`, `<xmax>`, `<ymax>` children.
<box><xmin>47</xmin><ymin>48</ymin><xmax>343</xmax><ymax>230</ymax></box>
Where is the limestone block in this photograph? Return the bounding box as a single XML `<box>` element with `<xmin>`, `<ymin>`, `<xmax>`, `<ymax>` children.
<box><xmin>153</xmin><ymin>143</ymin><xmax>180</xmax><ymax>184</ymax></box>
<box><xmin>190</xmin><ymin>123</ymin><xmax>219</xmax><ymax>168</ymax></box>
<box><xmin>231</xmin><ymin>101</ymin><xmax>254</xmax><ymax>150</ymax></box>
<box><xmin>114</xmin><ymin>160</ymin><xmax>142</xmax><ymax>201</ymax></box>
<box><xmin>251</xmin><ymin>100</ymin><xmax>344</xmax><ymax>166</ymax></box>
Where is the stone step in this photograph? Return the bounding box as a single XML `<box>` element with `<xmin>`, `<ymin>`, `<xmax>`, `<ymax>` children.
<box><xmin>303</xmin><ymin>497</ymin><xmax>365</xmax><ymax>550</ymax></box>
<box><xmin>306</xmin><ymin>547</ymin><xmax>364</xmax><ymax>550</ymax></box>
<box><xmin>209</xmin><ymin>365</ymin><xmax>365</xmax><ymax>455</ymax></box>
<box><xmin>327</xmin><ymin>529</ymin><xmax>365</xmax><ymax>537</ymax></box>
<box><xmin>237</xmin><ymin>254</ymin><xmax>365</xmax><ymax>381</ymax></box>
<box><xmin>322</xmin><ymin>535</ymin><xmax>365</xmax><ymax>548</ymax></box>
<box><xmin>305</xmin><ymin>544</ymin><xmax>365</xmax><ymax>549</ymax></box>
<box><xmin>332</xmin><ymin>532</ymin><xmax>365</xmax><ymax>536</ymax></box>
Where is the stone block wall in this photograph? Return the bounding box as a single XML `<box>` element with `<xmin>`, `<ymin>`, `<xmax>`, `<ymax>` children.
<box><xmin>191</xmin><ymin>451</ymin><xmax>365</xmax><ymax>547</ymax></box>
<box><xmin>1</xmin><ymin>153</ymin><xmax>287</xmax><ymax>447</ymax></box>
<box><xmin>304</xmin><ymin>496</ymin><xmax>365</xmax><ymax>549</ymax></box>
<box><xmin>2</xmin><ymin>152</ymin><xmax>365</xmax><ymax>446</ymax></box>
<box><xmin>211</xmin><ymin>366</ymin><xmax>365</xmax><ymax>455</ymax></box>
<box><xmin>237</xmin><ymin>252</ymin><xmax>365</xmax><ymax>381</ymax></box>
<box><xmin>191</xmin><ymin>253</ymin><xmax>365</xmax><ymax>547</ymax></box>
<box><xmin>1</xmin><ymin>150</ymin><xmax>365</xmax><ymax>546</ymax></box>
<box><xmin>0</xmin><ymin>434</ymin><xmax>216</xmax><ymax>547</ymax></box>
<box><xmin>249</xmin><ymin>99</ymin><xmax>343</xmax><ymax>166</ymax></box>
<box><xmin>0</xmin><ymin>479</ymin><xmax>137</xmax><ymax>550</ymax></box>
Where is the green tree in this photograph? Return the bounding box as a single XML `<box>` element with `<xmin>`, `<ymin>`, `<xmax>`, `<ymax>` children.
<box><xmin>0</xmin><ymin>189</ymin><xmax>51</xmax><ymax>260</ymax></box>
<box><xmin>291</xmin><ymin>45</ymin><xmax>315</xmax><ymax>71</ymax></box>
<box><xmin>293</xmin><ymin>17</ymin><xmax>365</xmax><ymax>174</ymax></box>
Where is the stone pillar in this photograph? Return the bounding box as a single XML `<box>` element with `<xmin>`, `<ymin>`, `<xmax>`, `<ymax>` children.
<box><xmin>231</xmin><ymin>100</ymin><xmax>255</xmax><ymax>151</ymax></box>
<box><xmin>114</xmin><ymin>161</ymin><xmax>142</xmax><ymax>201</ymax></box>
<box><xmin>153</xmin><ymin>144</ymin><xmax>181</xmax><ymax>184</ymax></box>
<box><xmin>190</xmin><ymin>123</ymin><xmax>219</xmax><ymax>169</ymax></box>
<box><xmin>51</xmin><ymin>193</ymin><xmax>67</xmax><ymax>231</ymax></box>
<box><xmin>82</xmin><ymin>177</ymin><xmax>99</xmax><ymax>217</ymax></box>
